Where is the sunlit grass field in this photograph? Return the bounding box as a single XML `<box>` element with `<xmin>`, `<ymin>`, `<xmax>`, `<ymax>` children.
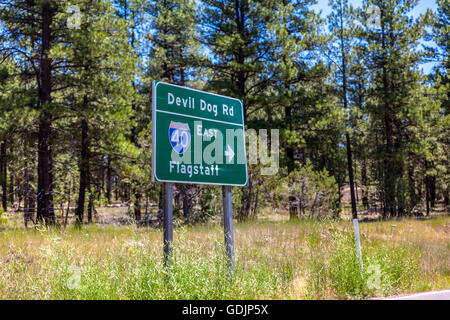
<box><xmin>0</xmin><ymin>209</ymin><xmax>448</xmax><ymax>300</ymax></box>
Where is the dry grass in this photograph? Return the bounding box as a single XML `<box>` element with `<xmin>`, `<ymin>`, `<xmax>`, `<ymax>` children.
<box><xmin>0</xmin><ymin>208</ymin><xmax>448</xmax><ymax>299</ymax></box>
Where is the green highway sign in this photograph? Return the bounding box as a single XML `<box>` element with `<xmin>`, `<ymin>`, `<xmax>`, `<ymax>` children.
<box><xmin>152</xmin><ymin>81</ymin><xmax>248</xmax><ymax>186</ymax></box>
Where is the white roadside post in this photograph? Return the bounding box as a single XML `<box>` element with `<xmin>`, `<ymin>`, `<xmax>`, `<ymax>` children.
<box><xmin>353</xmin><ymin>218</ymin><xmax>363</xmax><ymax>276</ymax></box>
<box><xmin>346</xmin><ymin>130</ymin><xmax>363</xmax><ymax>277</ymax></box>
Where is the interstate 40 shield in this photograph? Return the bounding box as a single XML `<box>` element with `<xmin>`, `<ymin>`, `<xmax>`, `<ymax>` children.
<box><xmin>169</xmin><ymin>121</ymin><xmax>191</xmax><ymax>155</ymax></box>
<box><xmin>152</xmin><ymin>81</ymin><xmax>248</xmax><ymax>186</ymax></box>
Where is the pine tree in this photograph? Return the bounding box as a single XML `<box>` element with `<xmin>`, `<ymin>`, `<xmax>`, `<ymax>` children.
<box><xmin>60</xmin><ymin>0</ymin><xmax>136</xmax><ymax>224</ymax></box>
<box><xmin>147</xmin><ymin>0</ymin><xmax>204</xmax><ymax>220</ymax></box>
<box><xmin>0</xmin><ymin>0</ymin><xmax>136</xmax><ymax>224</ymax></box>
<box><xmin>357</xmin><ymin>0</ymin><xmax>432</xmax><ymax>217</ymax></box>
<box><xmin>0</xmin><ymin>57</ymin><xmax>39</xmax><ymax>221</ymax></box>
<box><xmin>201</xmin><ymin>0</ymin><xmax>284</xmax><ymax>220</ymax></box>
<box><xmin>433</xmin><ymin>0</ymin><xmax>449</xmax><ymax>207</ymax></box>
<box><xmin>0</xmin><ymin>0</ymin><xmax>66</xmax><ymax>223</ymax></box>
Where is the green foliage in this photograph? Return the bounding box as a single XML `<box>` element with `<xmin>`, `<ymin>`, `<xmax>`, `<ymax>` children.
<box><xmin>351</xmin><ymin>0</ymin><xmax>441</xmax><ymax>217</ymax></box>
<box><xmin>279</xmin><ymin>161</ymin><xmax>340</xmax><ymax>218</ymax></box>
<box><xmin>147</xmin><ymin>0</ymin><xmax>204</xmax><ymax>85</ymax></box>
<box><xmin>0</xmin><ymin>0</ymin><xmax>448</xmax><ymax>228</ymax></box>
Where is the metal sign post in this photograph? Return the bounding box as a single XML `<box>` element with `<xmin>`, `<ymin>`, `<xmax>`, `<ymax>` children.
<box><xmin>222</xmin><ymin>186</ymin><xmax>234</xmax><ymax>275</ymax></box>
<box><xmin>152</xmin><ymin>81</ymin><xmax>247</xmax><ymax>273</ymax></box>
<box><xmin>163</xmin><ymin>182</ymin><xmax>173</xmax><ymax>267</ymax></box>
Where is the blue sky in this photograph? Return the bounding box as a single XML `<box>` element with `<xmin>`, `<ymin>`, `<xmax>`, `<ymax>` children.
<box><xmin>312</xmin><ymin>0</ymin><xmax>438</xmax><ymax>17</ymax></box>
<box><xmin>312</xmin><ymin>0</ymin><xmax>439</xmax><ymax>74</ymax></box>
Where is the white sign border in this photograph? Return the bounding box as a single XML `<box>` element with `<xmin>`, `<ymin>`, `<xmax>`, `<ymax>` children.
<box><xmin>152</xmin><ymin>80</ymin><xmax>249</xmax><ymax>187</ymax></box>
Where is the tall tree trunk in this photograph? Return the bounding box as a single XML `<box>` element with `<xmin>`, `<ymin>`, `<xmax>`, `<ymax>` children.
<box><xmin>99</xmin><ymin>164</ymin><xmax>104</xmax><ymax>201</ymax></box>
<box><xmin>64</xmin><ymin>179</ymin><xmax>71</xmax><ymax>228</ymax></box>
<box><xmin>0</xmin><ymin>138</ymin><xmax>6</xmax><ymax>212</ymax></box>
<box><xmin>425</xmin><ymin>176</ymin><xmax>430</xmax><ymax>216</ymax></box>
<box><xmin>106</xmin><ymin>156</ymin><xmax>112</xmax><ymax>204</ymax></box>
<box><xmin>361</xmin><ymin>158</ymin><xmax>369</xmax><ymax>210</ymax></box>
<box><xmin>23</xmin><ymin>166</ymin><xmax>31</xmax><ymax>227</ymax></box>
<box><xmin>233</xmin><ymin>1</ymin><xmax>253</xmax><ymax>220</ymax></box>
<box><xmin>145</xmin><ymin>191</ymin><xmax>149</xmax><ymax>216</ymax></box>
<box><xmin>115</xmin><ymin>177</ymin><xmax>119</xmax><ymax>201</ymax></box>
<box><xmin>252</xmin><ymin>186</ymin><xmax>260</xmax><ymax>217</ymax></box>
<box><xmin>8</xmin><ymin>133</ymin><xmax>15</xmax><ymax>206</ymax></box>
<box><xmin>407</xmin><ymin>163</ymin><xmax>418</xmax><ymax>211</ymax></box>
<box><xmin>444</xmin><ymin>186</ymin><xmax>449</xmax><ymax>208</ymax></box>
<box><xmin>381</xmin><ymin>7</ymin><xmax>396</xmax><ymax>218</ymax></box>
<box><xmin>429</xmin><ymin>175</ymin><xmax>436</xmax><ymax>208</ymax></box>
<box><xmin>75</xmin><ymin>119</ymin><xmax>89</xmax><ymax>224</ymax></box>
<box><xmin>285</xmin><ymin>106</ymin><xmax>298</xmax><ymax>220</ymax></box>
<box><xmin>9</xmin><ymin>165</ymin><xmax>14</xmax><ymax>206</ymax></box>
<box><xmin>133</xmin><ymin>186</ymin><xmax>141</xmax><ymax>223</ymax></box>
<box><xmin>87</xmin><ymin>191</ymin><xmax>94</xmax><ymax>223</ymax></box>
<box><xmin>23</xmin><ymin>140</ymin><xmax>35</xmax><ymax>227</ymax></box>
<box><xmin>87</xmin><ymin>152</ymin><xmax>93</xmax><ymax>223</ymax></box>
<box><xmin>339</xmin><ymin>7</ymin><xmax>357</xmax><ymax>220</ymax></box>
<box><xmin>37</xmin><ymin>115</ymin><xmax>54</xmax><ymax>223</ymax></box>
<box><xmin>182</xmin><ymin>186</ymin><xmax>191</xmax><ymax>220</ymax></box>
<box><xmin>36</xmin><ymin>2</ymin><xmax>55</xmax><ymax>224</ymax></box>
<box><xmin>181</xmin><ymin>185</ymin><xmax>196</xmax><ymax>220</ymax></box>
<box><xmin>346</xmin><ymin>133</ymin><xmax>358</xmax><ymax>220</ymax></box>
<box><xmin>24</xmin><ymin>182</ymin><xmax>35</xmax><ymax>229</ymax></box>
<box><xmin>158</xmin><ymin>184</ymin><xmax>164</xmax><ymax>210</ymax></box>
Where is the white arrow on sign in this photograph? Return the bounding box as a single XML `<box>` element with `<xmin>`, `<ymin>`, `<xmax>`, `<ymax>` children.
<box><xmin>225</xmin><ymin>144</ymin><xmax>235</xmax><ymax>163</ymax></box>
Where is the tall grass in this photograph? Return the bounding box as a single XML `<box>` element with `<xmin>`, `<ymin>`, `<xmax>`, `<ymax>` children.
<box><xmin>0</xmin><ymin>216</ymin><xmax>447</xmax><ymax>299</ymax></box>
<box><xmin>305</xmin><ymin>229</ymin><xmax>420</xmax><ymax>299</ymax></box>
<box><xmin>49</xmin><ymin>240</ymin><xmax>291</xmax><ymax>299</ymax></box>
<box><xmin>0</xmin><ymin>226</ymin><xmax>288</xmax><ymax>300</ymax></box>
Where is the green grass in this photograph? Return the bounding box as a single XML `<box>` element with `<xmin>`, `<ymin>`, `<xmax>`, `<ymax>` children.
<box><xmin>47</xmin><ymin>240</ymin><xmax>287</xmax><ymax>300</ymax></box>
<box><xmin>0</xmin><ymin>214</ymin><xmax>448</xmax><ymax>299</ymax></box>
<box><xmin>305</xmin><ymin>230</ymin><xmax>420</xmax><ymax>299</ymax></box>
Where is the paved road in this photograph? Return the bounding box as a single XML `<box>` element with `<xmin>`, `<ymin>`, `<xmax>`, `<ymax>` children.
<box><xmin>386</xmin><ymin>290</ymin><xmax>450</xmax><ymax>300</ymax></box>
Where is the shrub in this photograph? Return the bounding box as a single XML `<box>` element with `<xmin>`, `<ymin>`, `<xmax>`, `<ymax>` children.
<box><xmin>280</xmin><ymin>161</ymin><xmax>340</xmax><ymax>218</ymax></box>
